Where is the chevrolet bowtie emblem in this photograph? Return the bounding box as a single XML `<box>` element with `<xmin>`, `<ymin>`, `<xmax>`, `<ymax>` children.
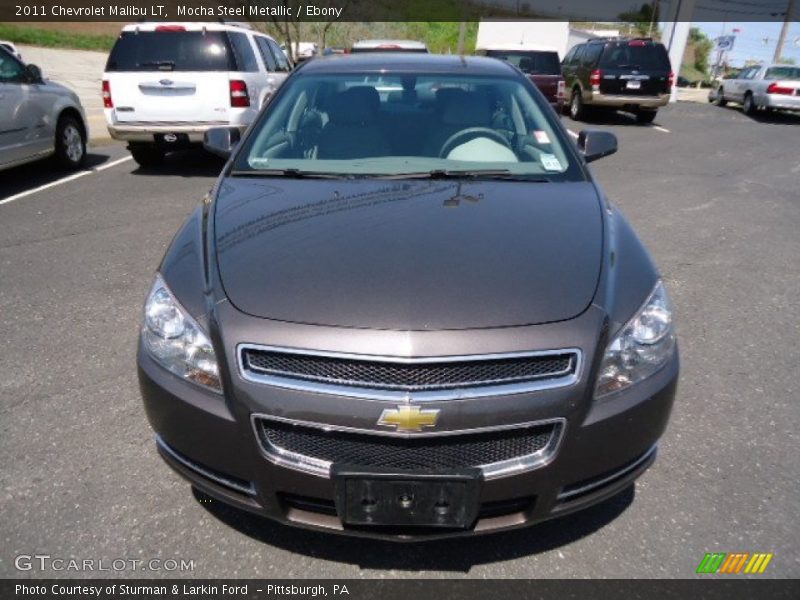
<box><xmin>378</xmin><ymin>405</ymin><xmax>440</xmax><ymax>432</ymax></box>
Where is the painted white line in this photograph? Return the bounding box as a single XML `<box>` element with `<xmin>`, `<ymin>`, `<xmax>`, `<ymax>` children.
<box><xmin>652</xmin><ymin>125</ymin><xmax>671</xmax><ymax>133</ymax></box>
<box><xmin>0</xmin><ymin>155</ymin><xmax>132</xmax><ymax>207</ymax></box>
<box><xmin>567</xmin><ymin>129</ymin><xmax>579</xmax><ymax>138</ymax></box>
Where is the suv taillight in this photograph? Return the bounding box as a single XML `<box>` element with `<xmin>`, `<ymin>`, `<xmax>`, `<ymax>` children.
<box><xmin>590</xmin><ymin>69</ymin><xmax>602</xmax><ymax>87</ymax></box>
<box><xmin>557</xmin><ymin>79</ymin><xmax>566</xmax><ymax>99</ymax></box>
<box><xmin>767</xmin><ymin>82</ymin><xmax>793</xmax><ymax>95</ymax></box>
<box><xmin>102</xmin><ymin>80</ymin><xmax>113</xmax><ymax>108</ymax></box>
<box><xmin>229</xmin><ymin>80</ymin><xmax>250</xmax><ymax>107</ymax></box>
<box><xmin>668</xmin><ymin>71</ymin><xmax>675</xmax><ymax>89</ymax></box>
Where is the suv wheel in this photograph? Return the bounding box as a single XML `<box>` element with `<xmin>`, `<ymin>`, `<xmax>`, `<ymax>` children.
<box><xmin>570</xmin><ymin>89</ymin><xmax>587</xmax><ymax>121</ymax></box>
<box><xmin>55</xmin><ymin>115</ymin><xmax>86</xmax><ymax>170</ymax></box>
<box><xmin>742</xmin><ymin>92</ymin><xmax>756</xmax><ymax>116</ymax></box>
<box><xmin>129</xmin><ymin>143</ymin><xmax>165</xmax><ymax>168</ymax></box>
<box><xmin>635</xmin><ymin>108</ymin><xmax>658</xmax><ymax>124</ymax></box>
<box><xmin>714</xmin><ymin>87</ymin><xmax>727</xmax><ymax>107</ymax></box>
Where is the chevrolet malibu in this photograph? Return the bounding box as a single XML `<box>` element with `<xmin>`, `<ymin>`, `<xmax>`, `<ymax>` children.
<box><xmin>138</xmin><ymin>54</ymin><xmax>678</xmax><ymax>540</ymax></box>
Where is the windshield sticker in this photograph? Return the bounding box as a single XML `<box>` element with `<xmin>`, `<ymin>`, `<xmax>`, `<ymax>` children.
<box><xmin>540</xmin><ymin>153</ymin><xmax>562</xmax><ymax>171</ymax></box>
<box><xmin>533</xmin><ymin>130</ymin><xmax>551</xmax><ymax>144</ymax></box>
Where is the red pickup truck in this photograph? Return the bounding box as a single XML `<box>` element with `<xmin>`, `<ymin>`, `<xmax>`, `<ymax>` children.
<box><xmin>479</xmin><ymin>49</ymin><xmax>566</xmax><ymax>113</ymax></box>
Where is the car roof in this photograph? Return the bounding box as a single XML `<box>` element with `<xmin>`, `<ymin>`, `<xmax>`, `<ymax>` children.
<box><xmin>297</xmin><ymin>53</ymin><xmax>519</xmax><ymax>75</ymax></box>
<box><xmin>119</xmin><ymin>22</ymin><xmax>272</xmax><ymax>36</ymax></box>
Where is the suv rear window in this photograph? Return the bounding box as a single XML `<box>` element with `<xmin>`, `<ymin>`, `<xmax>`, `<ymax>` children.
<box><xmin>484</xmin><ymin>50</ymin><xmax>561</xmax><ymax>75</ymax></box>
<box><xmin>106</xmin><ymin>31</ymin><xmax>236</xmax><ymax>72</ymax></box>
<box><xmin>598</xmin><ymin>42</ymin><xmax>670</xmax><ymax>71</ymax></box>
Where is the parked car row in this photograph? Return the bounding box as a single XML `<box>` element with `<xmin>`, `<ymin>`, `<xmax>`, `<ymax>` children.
<box><xmin>477</xmin><ymin>36</ymin><xmax>674</xmax><ymax>124</ymax></box>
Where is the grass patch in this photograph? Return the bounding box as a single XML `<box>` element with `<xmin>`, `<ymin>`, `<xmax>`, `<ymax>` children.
<box><xmin>0</xmin><ymin>23</ymin><xmax>116</xmax><ymax>52</ymax></box>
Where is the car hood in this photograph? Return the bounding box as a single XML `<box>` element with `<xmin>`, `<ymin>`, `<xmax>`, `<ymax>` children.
<box><xmin>214</xmin><ymin>178</ymin><xmax>603</xmax><ymax>330</ymax></box>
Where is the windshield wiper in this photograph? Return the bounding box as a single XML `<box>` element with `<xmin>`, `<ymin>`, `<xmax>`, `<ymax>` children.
<box><xmin>375</xmin><ymin>169</ymin><xmax>550</xmax><ymax>181</ymax></box>
<box><xmin>230</xmin><ymin>168</ymin><xmax>353</xmax><ymax>180</ymax></box>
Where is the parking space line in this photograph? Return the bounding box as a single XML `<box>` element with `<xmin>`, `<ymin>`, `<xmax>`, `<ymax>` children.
<box><xmin>0</xmin><ymin>156</ymin><xmax>133</xmax><ymax>207</ymax></box>
<box><xmin>652</xmin><ymin>125</ymin><xmax>671</xmax><ymax>133</ymax></box>
<box><xmin>567</xmin><ymin>129</ymin><xmax>579</xmax><ymax>138</ymax></box>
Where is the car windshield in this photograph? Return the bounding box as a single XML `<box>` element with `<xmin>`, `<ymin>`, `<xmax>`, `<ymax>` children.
<box><xmin>484</xmin><ymin>50</ymin><xmax>561</xmax><ymax>75</ymax></box>
<box><xmin>765</xmin><ymin>66</ymin><xmax>800</xmax><ymax>80</ymax></box>
<box><xmin>234</xmin><ymin>72</ymin><xmax>581</xmax><ymax>179</ymax></box>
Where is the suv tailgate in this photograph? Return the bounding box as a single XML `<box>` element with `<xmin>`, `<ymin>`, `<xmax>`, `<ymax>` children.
<box><xmin>597</xmin><ymin>41</ymin><xmax>671</xmax><ymax>96</ymax></box>
<box><xmin>105</xmin><ymin>30</ymin><xmax>235</xmax><ymax>123</ymax></box>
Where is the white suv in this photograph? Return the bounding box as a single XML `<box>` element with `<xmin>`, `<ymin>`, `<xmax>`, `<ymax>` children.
<box><xmin>102</xmin><ymin>22</ymin><xmax>291</xmax><ymax>167</ymax></box>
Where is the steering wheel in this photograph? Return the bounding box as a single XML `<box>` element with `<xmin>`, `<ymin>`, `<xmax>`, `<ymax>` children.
<box><xmin>439</xmin><ymin>127</ymin><xmax>514</xmax><ymax>159</ymax></box>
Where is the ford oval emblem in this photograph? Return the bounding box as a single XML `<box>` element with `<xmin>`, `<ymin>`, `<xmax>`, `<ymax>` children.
<box><xmin>163</xmin><ymin>133</ymin><xmax>178</xmax><ymax>143</ymax></box>
<box><xmin>159</xmin><ymin>79</ymin><xmax>173</xmax><ymax>86</ymax></box>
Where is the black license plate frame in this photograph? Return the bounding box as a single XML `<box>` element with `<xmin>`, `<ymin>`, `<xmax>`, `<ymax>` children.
<box><xmin>332</xmin><ymin>465</ymin><xmax>482</xmax><ymax>529</ymax></box>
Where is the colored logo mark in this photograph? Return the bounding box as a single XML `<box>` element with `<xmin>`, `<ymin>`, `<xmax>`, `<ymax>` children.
<box><xmin>696</xmin><ymin>552</ymin><xmax>773</xmax><ymax>574</ymax></box>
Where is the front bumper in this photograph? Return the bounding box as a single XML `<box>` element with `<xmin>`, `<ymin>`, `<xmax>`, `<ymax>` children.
<box><xmin>138</xmin><ymin>326</ymin><xmax>679</xmax><ymax>540</ymax></box>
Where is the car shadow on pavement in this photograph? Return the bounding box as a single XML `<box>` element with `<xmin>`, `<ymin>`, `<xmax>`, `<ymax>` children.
<box><xmin>192</xmin><ymin>484</ymin><xmax>635</xmax><ymax>572</ymax></box>
<box><xmin>565</xmin><ymin>110</ymin><xmax>658</xmax><ymax>128</ymax></box>
<box><xmin>0</xmin><ymin>152</ymin><xmax>111</xmax><ymax>201</ymax></box>
<box><xmin>130</xmin><ymin>149</ymin><xmax>226</xmax><ymax>178</ymax></box>
<box><xmin>745</xmin><ymin>110</ymin><xmax>800</xmax><ymax>126</ymax></box>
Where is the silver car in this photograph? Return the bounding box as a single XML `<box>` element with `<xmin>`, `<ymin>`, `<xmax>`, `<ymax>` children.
<box><xmin>0</xmin><ymin>46</ymin><xmax>88</xmax><ymax>172</ymax></box>
<box><xmin>713</xmin><ymin>63</ymin><xmax>800</xmax><ymax>115</ymax></box>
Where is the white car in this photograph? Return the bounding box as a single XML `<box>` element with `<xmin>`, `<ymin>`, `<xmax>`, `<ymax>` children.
<box><xmin>102</xmin><ymin>22</ymin><xmax>291</xmax><ymax>167</ymax></box>
<box><xmin>713</xmin><ymin>63</ymin><xmax>800</xmax><ymax>115</ymax></box>
<box><xmin>281</xmin><ymin>41</ymin><xmax>318</xmax><ymax>62</ymax></box>
<box><xmin>0</xmin><ymin>46</ymin><xmax>88</xmax><ymax>172</ymax></box>
<box><xmin>0</xmin><ymin>40</ymin><xmax>23</xmax><ymax>61</ymax></box>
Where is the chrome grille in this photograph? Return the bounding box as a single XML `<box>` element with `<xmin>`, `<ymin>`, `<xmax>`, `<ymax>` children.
<box><xmin>239</xmin><ymin>345</ymin><xmax>580</xmax><ymax>400</ymax></box>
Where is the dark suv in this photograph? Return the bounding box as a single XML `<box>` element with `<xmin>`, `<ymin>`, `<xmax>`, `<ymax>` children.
<box><xmin>562</xmin><ymin>38</ymin><xmax>673</xmax><ymax>123</ymax></box>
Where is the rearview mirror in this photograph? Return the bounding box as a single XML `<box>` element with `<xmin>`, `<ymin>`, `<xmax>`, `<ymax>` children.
<box><xmin>577</xmin><ymin>129</ymin><xmax>617</xmax><ymax>163</ymax></box>
<box><xmin>25</xmin><ymin>64</ymin><xmax>43</xmax><ymax>83</ymax></box>
<box><xmin>203</xmin><ymin>127</ymin><xmax>241</xmax><ymax>159</ymax></box>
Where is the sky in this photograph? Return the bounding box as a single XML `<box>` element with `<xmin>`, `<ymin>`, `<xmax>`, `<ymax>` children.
<box><xmin>694</xmin><ymin>21</ymin><xmax>800</xmax><ymax>66</ymax></box>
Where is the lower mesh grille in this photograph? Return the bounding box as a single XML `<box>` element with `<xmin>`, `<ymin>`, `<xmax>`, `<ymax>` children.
<box><xmin>255</xmin><ymin>418</ymin><xmax>558</xmax><ymax>474</ymax></box>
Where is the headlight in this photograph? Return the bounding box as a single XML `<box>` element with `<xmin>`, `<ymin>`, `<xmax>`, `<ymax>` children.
<box><xmin>594</xmin><ymin>280</ymin><xmax>675</xmax><ymax>398</ymax></box>
<box><xmin>142</xmin><ymin>275</ymin><xmax>221</xmax><ymax>392</ymax></box>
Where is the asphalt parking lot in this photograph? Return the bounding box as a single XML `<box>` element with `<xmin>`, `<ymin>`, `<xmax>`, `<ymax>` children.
<box><xmin>1</xmin><ymin>101</ymin><xmax>798</xmax><ymax>578</ymax></box>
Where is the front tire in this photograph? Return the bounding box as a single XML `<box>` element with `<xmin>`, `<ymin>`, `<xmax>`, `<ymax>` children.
<box><xmin>742</xmin><ymin>92</ymin><xmax>757</xmax><ymax>116</ymax></box>
<box><xmin>570</xmin><ymin>89</ymin><xmax>587</xmax><ymax>121</ymax></box>
<box><xmin>714</xmin><ymin>87</ymin><xmax>727</xmax><ymax>107</ymax></box>
<box><xmin>129</xmin><ymin>143</ymin><xmax>165</xmax><ymax>168</ymax></box>
<box><xmin>54</xmin><ymin>115</ymin><xmax>86</xmax><ymax>170</ymax></box>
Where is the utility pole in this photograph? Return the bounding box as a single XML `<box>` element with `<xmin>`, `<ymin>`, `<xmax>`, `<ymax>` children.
<box><xmin>773</xmin><ymin>0</ymin><xmax>796</xmax><ymax>63</ymax></box>
<box><xmin>457</xmin><ymin>22</ymin><xmax>467</xmax><ymax>55</ymax></box>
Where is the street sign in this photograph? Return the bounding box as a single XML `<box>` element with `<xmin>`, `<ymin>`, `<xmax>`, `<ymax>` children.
<box><xmin>716</xmin><ymin>35</ymin><xmax>736</xmax><ymax>51</ymax></box>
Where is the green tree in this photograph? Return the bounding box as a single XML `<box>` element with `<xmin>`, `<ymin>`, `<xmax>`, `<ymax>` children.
<box><xmin>618</xmin><ymin>2</ymin><xmax>660</xmax><ymax>37</ymax></box>
<box><xmin>689</xmin><ymin>27</ymin><xmax>714</xmax><ymax>76</ymax></box>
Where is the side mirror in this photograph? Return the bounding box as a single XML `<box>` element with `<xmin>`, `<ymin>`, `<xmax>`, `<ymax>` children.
<box><xmin>25</xmin><ymin>64</ymin><xmax>43</xmax><ymax>83</ymax></box>
<box><xmin>577</xmin><ymin>129</ymin><xmax>617</xmax><ymax>163</ymax></box>
<box><xmin>203</xmin><ymin>127</ymin><xmax>241</xmax><ymax>159</ymax></box>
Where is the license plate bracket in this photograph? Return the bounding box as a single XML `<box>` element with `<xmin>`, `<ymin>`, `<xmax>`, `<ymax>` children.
<box><xmin>332</xmin><ymin>465</ymin><xmax>482</xmax><ymax>529</ymax></box>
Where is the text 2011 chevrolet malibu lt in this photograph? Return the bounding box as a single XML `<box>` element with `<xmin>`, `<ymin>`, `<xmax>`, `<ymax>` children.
<box><xmin>138</xmin><ymin>54</ymin><xmax>678</xmax><ymax>539</ymax></box>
